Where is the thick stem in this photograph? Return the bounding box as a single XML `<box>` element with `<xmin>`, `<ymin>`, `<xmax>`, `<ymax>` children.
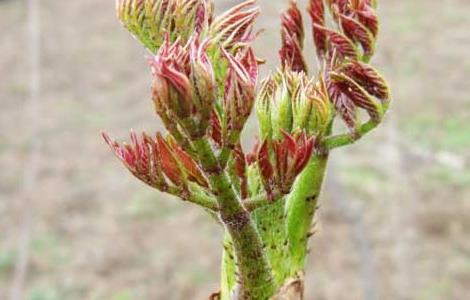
<box><xmin>219</xmin><ymin>155</ymin><xmax>329</xmax><ymax>299</ymax></box>
<box><xmin>286</xmin><ymin>155</ymin><xmax>329</xmax><ymax>271</ymax></box>
<box><xmin>192</xmin><ymin>138</ymin><xmax>275</xmax><ymax>299</ymax></box>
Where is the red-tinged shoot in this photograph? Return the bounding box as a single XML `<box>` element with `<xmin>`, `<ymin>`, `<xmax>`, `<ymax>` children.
<box><xmin>102</xmin><ymin>131</ymin><xmax>207</xmax><ymax>193</ymax></box>
<box><xmin>116</xmin><ymin>0</ymin><xmax>214</xmax><ymax>52</ymax></box>
<box><xmin>149</xmin><ymin>36</ymin><xmax>216</xmax><ymax>138</ymax></box>
<box><xmin>306</xmin><ymin>0</ymin><xmax>390</xmax><ymax>134</ymax></box>
<box><xmin>221</xmin><ymin>47</ymin><xmax>258</xmax><ymax>142</ymax></box>
<box><xmin>209</xmin><ymin>0</ymin><xmax>260</xmax><ymax>51</ymax></box>
<box><xmin>256</xmin><ymin>70</ymin><xmax>332</xmax><ymax>140</ymax></box>
<box><xmin>309</xmin><ymin>0</ymin><xmax>379</xmax><ymax>61</ymax></box>
<box><xmin>280</xmin><ymin>0</ymin><xmax>307</xmax><ymax>73</ymax></box>
<box><xmin>257</xmin><ymin>131</ymin><xmax>316</xmax><ymax>197</ymax></box>
<box><xmin>103</xmin><ymin>131</ymin><xmax>168</xmax><ymax>190</ymax></box>
<box><xmin>308</xmin><ymin>0</ymin><xmax>327</xmax><ymax>58</ymax></box>
<box><xmin>107</xmin><ymin>1</ymin><xmax>392</xmax><ymax>298</ymax></box>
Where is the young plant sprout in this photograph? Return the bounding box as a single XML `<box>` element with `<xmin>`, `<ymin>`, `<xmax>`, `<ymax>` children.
<box><xmin>103</xmin><ymin>0</ymin><xmax>391</xmax><ymax>299</ymax></box>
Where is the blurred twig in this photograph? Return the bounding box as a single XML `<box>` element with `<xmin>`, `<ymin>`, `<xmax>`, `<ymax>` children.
<box><xmin>9</xmin><ymin>0</ymin><xmax>41</xmax><ymax>299</ymax></box>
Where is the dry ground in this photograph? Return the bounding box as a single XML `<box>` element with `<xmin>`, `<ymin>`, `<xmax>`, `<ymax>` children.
<box><xmin>1</xmin><ymin>0</ymin><xmax>469</xmax><ymax>299</ymax></box>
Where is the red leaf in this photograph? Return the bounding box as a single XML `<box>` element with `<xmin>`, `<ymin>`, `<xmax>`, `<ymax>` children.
<box><xmin>314</xmin><ymin>25</ymin><xmax>359</xmax><ymax>59</ymax></box>
<box><xmin>309</xmin><ymin>0</ymin><xmax>328</xmax><ymax>57</ymax></box>
<box><xmin>273</xmin><ymin>139</ymin><xmax>288</xmax><ymax>185</ymax></box>
<box><xmin>281</xmin><ymin>130</ymin><xmax>297</xmax><ymax>154</ymax></box>
<box><xmin>210</xmin><ymin>110</ymin><xmax>223</xmax><ymax>147</ymax></box>
<box><xmin>356</xmin><ymin>6</ymin><xmax>379</xmax><ymax>38</ymax></box>
<box><xmin>328</xmin><ymin>81</ymin><xmax>358</xmax><ymax>130</ymax></box>
<box><xmin>210</xmin><ymin>0</ymin><xmax>260</xmax><ymax>49</ymax></box>
<box><xmin>257</xmin><ymin>140</ymin><xmax>274</xmax><ymax>181</ymax></box>
<box><xmin>240</xmin><ymin>47</ymin><xmax>259</xmax><ymax>86</ymax></box>
<box><xmin>294</xmin><ymin>135</ymin><xmax>315</xmax><ymax>174</ymax></box>
<box><xmin>280</xmin><ymin>0</ymin><xmax>306</xmax><ymax>72</ymax></box>
<box><xmin>279</xmin><ymin>28</ymin><xmax>307</xmax><ymax>72</ymax></box>
<box><xmin>339</xmin><ymin>14</ymin><xmax>375</xmax><ymax>57</ymax></box>
<box><xmin>156</xmin><ymin>133</ymin><xmax>184</xmax><ymax>186</ymax></box>
<box><xmin>330</xmin><ymin>72</ymin><xmax>382</xmax><ymax>122</ymax></box>
<box><xmin>341</xmin><ymin>61</ymin><xmax>390</xmax><ymax>102</ymax></box>
<box><xmin>102</xmin><ymin>131</ymin><xmax>168</xmax><ymax>189</ymax></box>
<box><xmin>170</xmin><ymin>139</ymin><xmax>209</xmax><ymax>188</ymax></box>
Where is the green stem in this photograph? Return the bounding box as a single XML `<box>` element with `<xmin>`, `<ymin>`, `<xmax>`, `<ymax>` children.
<box><xmin>322</xmin><ymin>119</ymin><xmax>378</xmax><ymax>150</ymax></box>
<box><xmin>185</xmin><ymin>183</ymin><xmax>218</xmax><ymax>211</ymax></box>
<box><xmin>218</xmin><ymin>132</ymin><xmax>241</xmax><ymax>169</ymax></box>
<box><xmin>286</xmin><ymin>155</ymin><xmax>329</xmax><ymax>271</ymax></box>
<box><xmin>243</xmin><ymin>190</ymin><xmax>283</xmax><ymax>212</ymax></box>
<box><xmin>191</xmin><ymin>138</ymin><xmax>275</xmax><ymax>300</ymax></box>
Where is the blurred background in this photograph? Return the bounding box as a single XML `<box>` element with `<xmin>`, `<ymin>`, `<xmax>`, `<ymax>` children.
<box><xmin>1</xmin><ymin>0</ymin><xmax>469</xmax><ymax>299</ymax></box>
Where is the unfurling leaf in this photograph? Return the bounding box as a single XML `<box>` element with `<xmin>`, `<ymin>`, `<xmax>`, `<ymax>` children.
<box><xmin>313</xmin><ymin>25</ymin><xmax>359</xmax><ymax>59</ymax></box>
<box><xmin>103</xmin><ymin>131</ymin><xmax>168</xmax><ymax>190</ymax></box>
<box><xmin>150</xmin><ymin>36</ymin><xmax>216</xmax><ymax>137</ymax></box>
<box><xmin>340</xmin><ymin>61</ymin><xmax>390</xmax><ymax>102</ymax></box>
<box><xmin>356</xmin><ymin>5</ymin><xmax>379</xmax><ymax>38</ymax></box>
<box><xmin>308</xmin><ymin>0</ymin><xmax>327</xmax><ymax>58</ymax></box>
<box><xmin>330</xmin><ymin>72</ymin><xmax>383</xmax><ymax>123</ymax></box>
<box><xmin>103</xmin><ymin>130</ymin><xmax>210</xmax><ymax>192</ymax></box>
<box><xmin>209</xmin><ymin>0</ymin><xmax>260</xmax><ymax>52</ymax></box>
<box><xmin>339</xmin><ymin>14</ymin><xmax>375</xmax><ymax>58</ymax></box>
<box><xmin>116</xmin><ymin>0</ymin><xmax>213</xmax><ymax>52</ymax></box>
<box><xmin>257</xmin><ymin>131</ymin><xmax>316</xmax><ymax>195</ymax></box>
<box><xmin>222</xmin><ymin>47</ymin><xmax>258</xmax><ymax>138</ymax></box>
<box><xmin>280</xmin><ymin>0</ymin><xmax>307</xmax><ymax>72</ymax></box>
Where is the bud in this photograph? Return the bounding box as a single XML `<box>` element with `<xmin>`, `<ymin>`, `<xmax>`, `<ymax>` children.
<box><xmin>256</xmin><ymin>72</ymin><xmax>293</xmax><ymax>140</ymax></box>
<box><xmin>221</xmin><ymin>47</ymin><xmax>258</xmax><ymax>141</ymax></box>
<box><xmin>102</xmin><ymin>131</ymin><xmax>171</xmax><ymax>189</ymax></box>
<box><xmin>280</xmin><ymin>0</ymin><xmax>307</xmax><ymax>72</ymax></box>
<box><xmin>209</xmin><ymin>0</ymin><xmax>260</xmax><ymax>52</ymax></box>
<box><xmin>257</xmin><ymin>131</ymin><xmax>315</xmax><ymax>196</ymax></box>
<box><xmin>256</xmin><ymin>70</ymin><xmax>332</xmax><ymax>140</ymax></box>
<box><xmin>116</xmin><ymin>0</ymin><xmax>214</xmax><ymax>52</ymax></box>
<box><xmin>102</xmin><ymin>131</ymin><xmax>208</xmax><ymax>191</ymax></box>
<box><xmin>150</xmin><ymin>37</ymin><xmax>216</xmax><ymax>138</ymax></box>
<box><xmin>190</xmin><ymin>37</ymin><xmax>217</xmax><ymax>126</ymax></box>
<box><xmin>292</xmin><ymin>75</ymin><xmax>333</xmax><ymax>137</ymax></box>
